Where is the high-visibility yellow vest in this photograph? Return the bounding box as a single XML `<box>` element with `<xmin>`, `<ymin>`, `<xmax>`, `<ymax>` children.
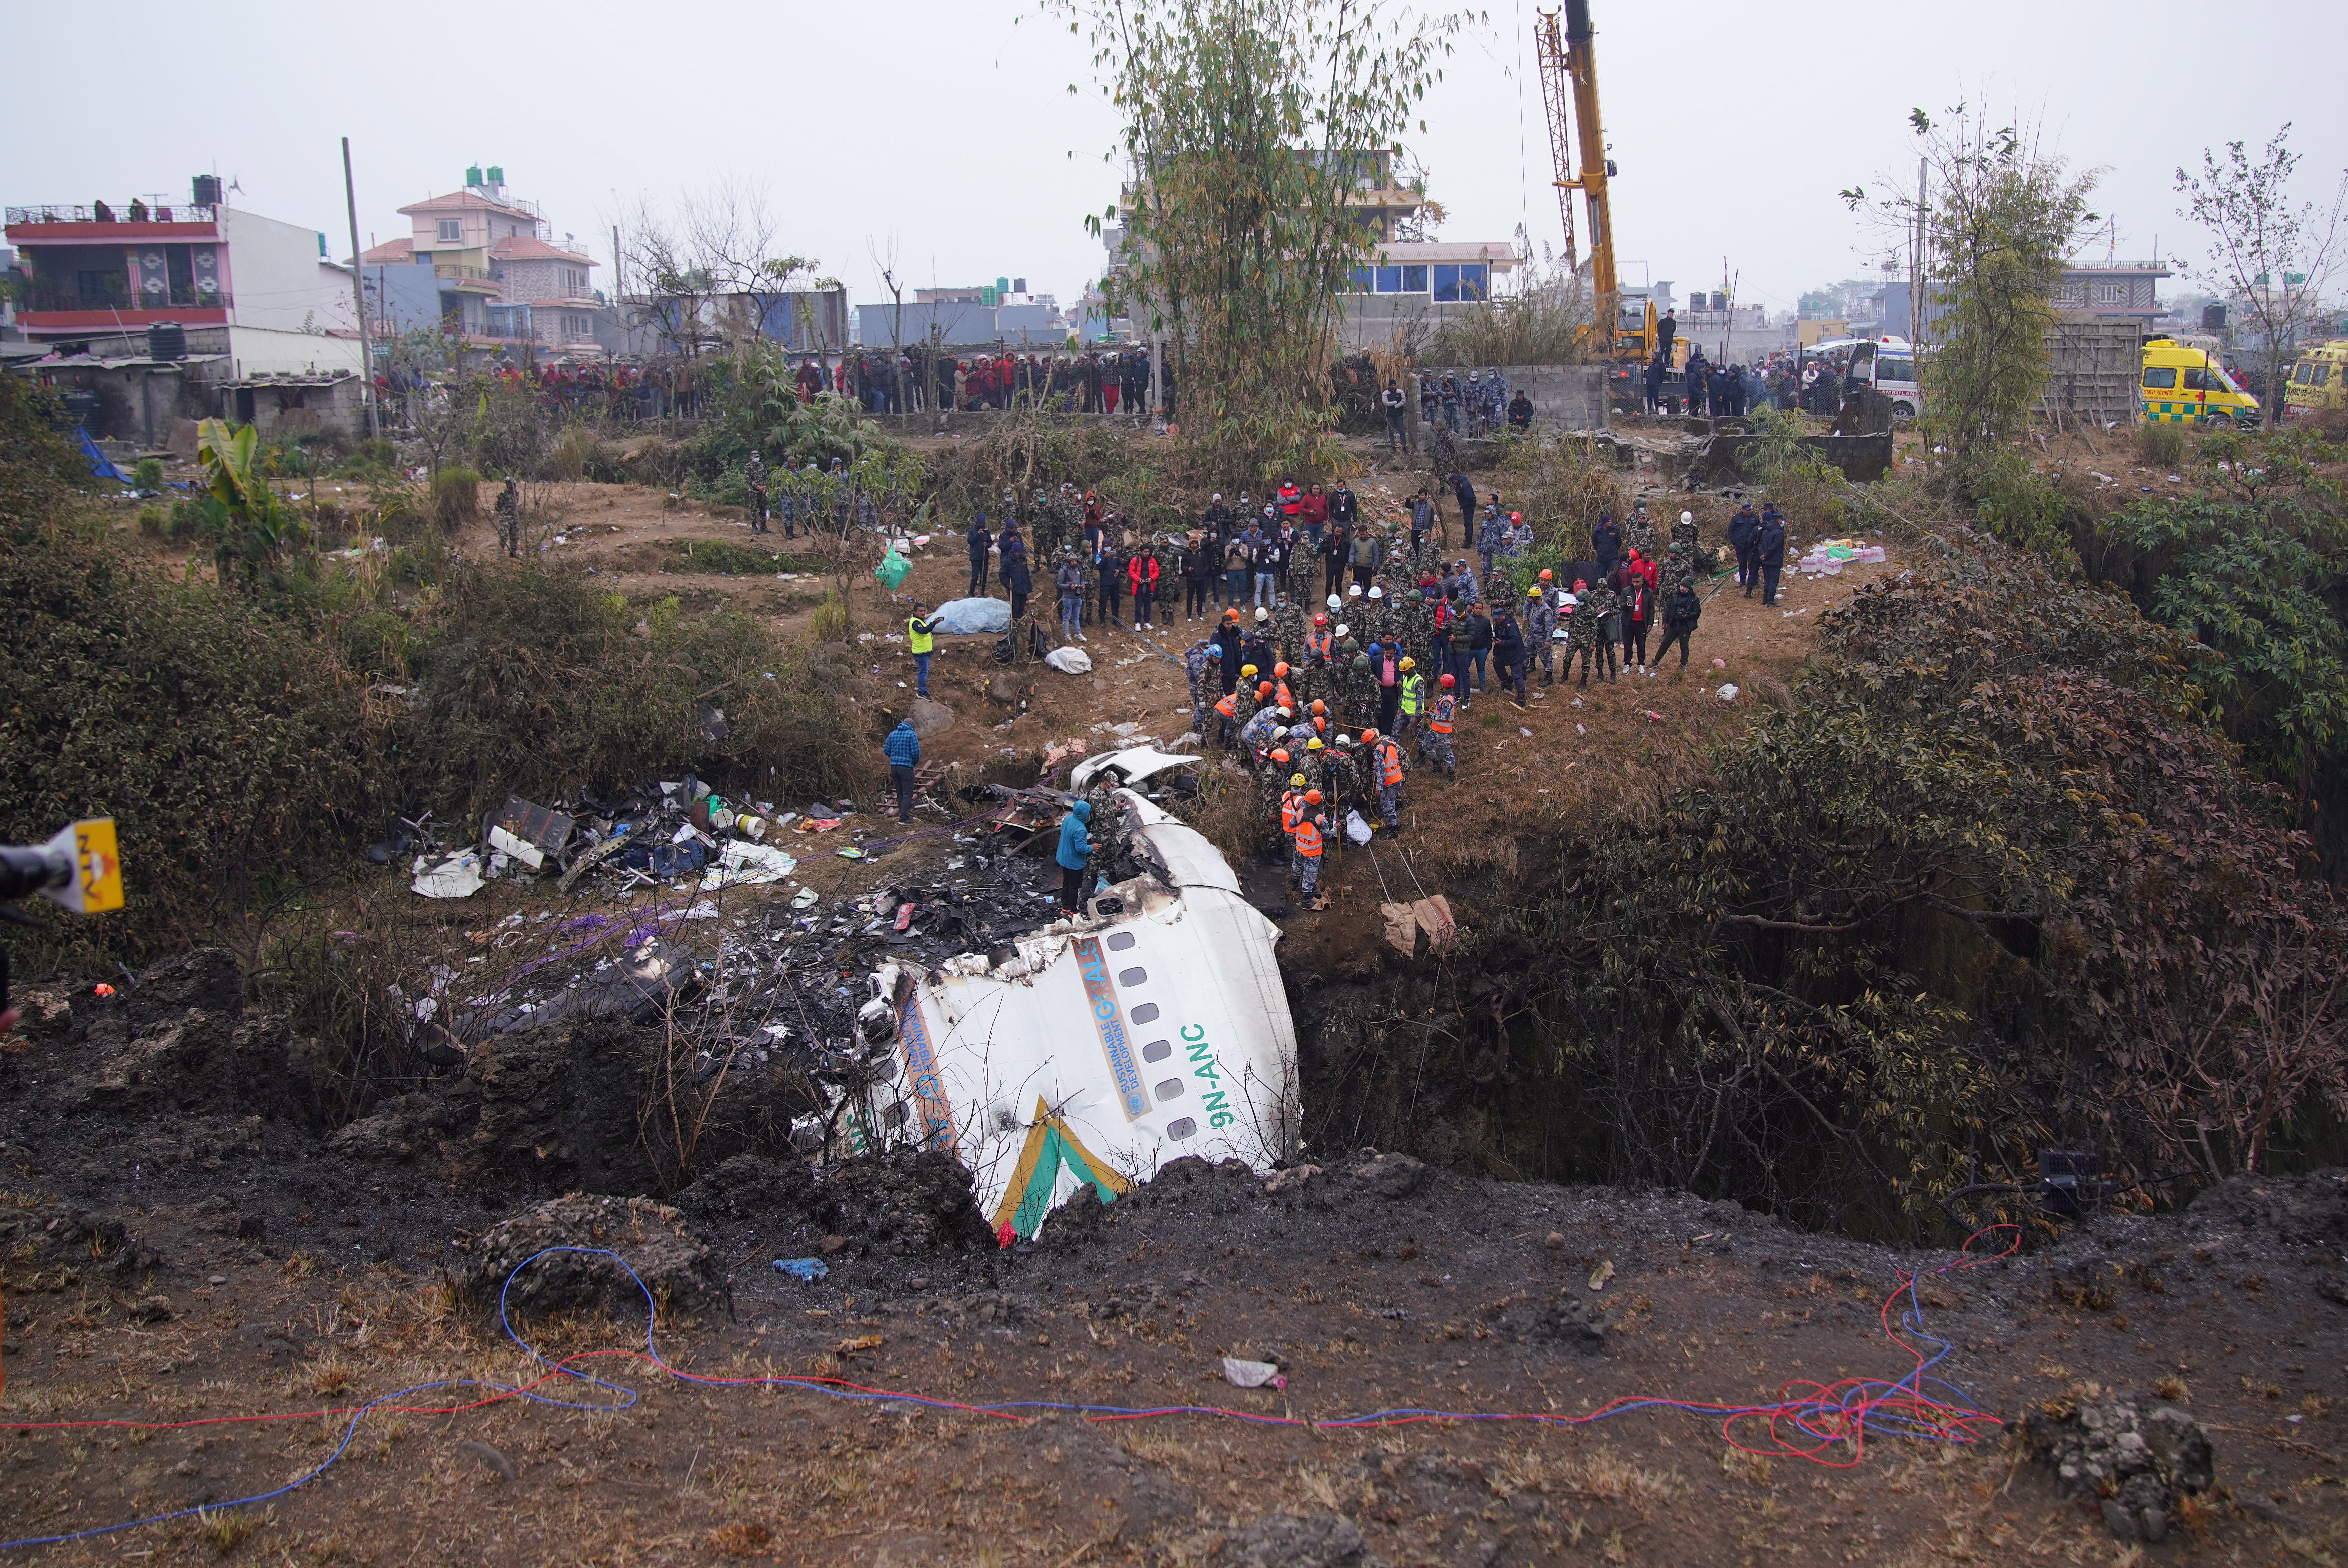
<box><xmin>1399</xmin><ymin>672</ymin><xmax>1425</xmax><ymax>716</ymax></box>
<box><xmin>907</xmin><ymin>615</ymin><xmax>934</xmax><ymax>654</ymax></box>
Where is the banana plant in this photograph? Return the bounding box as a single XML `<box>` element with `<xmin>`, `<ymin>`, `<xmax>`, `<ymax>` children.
<box><xmin>192</xmin><ymin>418</ymin><xmax>305</xmax><ymax>587</ymax></box>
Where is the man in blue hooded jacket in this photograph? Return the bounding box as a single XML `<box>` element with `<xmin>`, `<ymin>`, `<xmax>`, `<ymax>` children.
<box><xmin>884</xmin><ymin>717</ymin><xmax>921</xmax><ymax>824</ymax></box>
<box><xmin>1055</xmin><ymin>798</ymin><xmax>1092</xmax><ymax>914</ymax></box>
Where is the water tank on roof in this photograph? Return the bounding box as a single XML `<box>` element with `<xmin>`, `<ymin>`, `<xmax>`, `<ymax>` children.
<box><xmin>466</xmin><ymin>164</ymin><xmax>484</xmax><ymax>188</ymax></box>
<box><xmin>487</xmin><ymin>166</ymin><xmax>503</xmax><ymax>187</ymax></box>
<box><xmin>1711</xmin><ymin>291</ymin><xmax>1727</xmax><ymax>312</ymax></box>
<box><xmin>148</xmin><ymin>322</ymin><xmax>186</xmax><ymax>362</ymax></box>
<box><xmin>2202</xmin><ymin>303</ymin><xmax>2227</xmax><ymax>330</ymax></box>
<box><xmin>192</xmin><ymin>174</ymin><xmax>221</xmax><ymax>207</ymax></box>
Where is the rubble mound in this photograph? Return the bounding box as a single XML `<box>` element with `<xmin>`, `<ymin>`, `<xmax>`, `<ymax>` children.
<box><xmin>2021</xmin><ymin>1386</ymin><xmax>2213</xmax><ymax>1542</ymax></box>
<box><xmin>1217</xmin><ymin>1513</ymin><xmax>1389</xmax><ymax>1568</ymax></box>
<box><xmin>675</xmin><ymin>1152</ymin><xmax>819</xmax><ymax>1226</ymax></box>
<box><xmin>452</xmin><ymin>1193</ymin><xmax>719</xmax><ymax>1318</ymax></box>
<box><xmin>0</xmin><ymin>1202</ymin><xmax>156</xmax><ymax>1291</ymax></box>
<box><xmin>328</xmin><ymin>1091</ymin><xmax>473</xmax><ymax>1164</ymax></box>
<box><xmin>809</xmin><ymin>1149</ymin><xmax>994</xmax><ymax>1257</ymax></box>
<box><xmin>2185</xmin><ymin>1170</ymin><xmax>2348</xmax><ymax>1249</ymax></box>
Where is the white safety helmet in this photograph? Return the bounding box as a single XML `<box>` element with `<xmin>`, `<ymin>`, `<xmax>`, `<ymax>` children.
<box><xmin>1326</xmin><ymin>594</ymin><xmax>1342</xmax><ymax>610</ymax></box>
<box><xmin>1347</xmin><ymin>583</ymin><xmax>1363</xmax><ymax>598</ymax></box>
<box><xmin>1681</xmin><ymin>511</ymin><xmax>1694</xmax><ymax>525</ymax></box>
<box><xmin>1368</xmin><ymin>585</ymin><xmax>1384</xmax><ymax>600</ymax></box>
<box><xmin>1255</xmin><ymin>606</ymin><xmax>1270</xmax><ymax>623</ymax></box>
<box><xmin>1333</xmin><ymin>623</ymin><xmax>1351</xmax><ymax>639</ymax></box>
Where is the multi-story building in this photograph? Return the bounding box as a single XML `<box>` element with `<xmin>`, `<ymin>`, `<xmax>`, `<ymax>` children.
<box><xmin>2053</xmin><ymin>259</ymin><xmax>2171</xmax><ymax>324</ymax></box>
<box><xmin>2</xmin><ymin>179</ymin><xmax>362</xmax><ymax>376</ymax></box>
<box><xmin>1100</xmin><ymin>151</ymin><xmax>1520</xmax><ymax>350</ymax></box>
<box><xmin>370</xmin><ymin>167</ymin><xmax>601</xmax><ymax>355</ymax></box>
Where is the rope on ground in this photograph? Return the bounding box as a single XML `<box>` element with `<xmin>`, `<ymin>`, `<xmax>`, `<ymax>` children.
<box><xmin>2</xmin><ymin>1228</ymin><xmax>2022</xmax><ymax>1551</ymax></box>
<box><xmin>1109</xmin><ymin>614</ymin><xmax>1185</xmax><ymax>670</ymax></box>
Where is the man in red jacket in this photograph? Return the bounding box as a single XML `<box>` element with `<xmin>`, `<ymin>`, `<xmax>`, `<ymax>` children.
<box><xmin>1126</xmin><ymin>549</ymin><xmax>1161</xmax><ymax>631</ymax></box>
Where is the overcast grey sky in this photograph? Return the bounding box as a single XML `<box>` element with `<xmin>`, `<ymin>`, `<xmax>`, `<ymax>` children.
<box><xmin>9</xmin><ymin>0</ymin><xmax>2344</xmax><ymax>322</ymax></box>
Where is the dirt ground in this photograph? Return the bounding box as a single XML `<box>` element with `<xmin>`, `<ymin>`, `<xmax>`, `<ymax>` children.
<box><xmin>5</xmin><ymin>1108</ymin><xmax>2347</xmax><ymax>1565</ymax></box>
<box><xmin>23</xmin><ymin>430</ymin><xmax>2340</xmax><ymax>1563</ymax></box>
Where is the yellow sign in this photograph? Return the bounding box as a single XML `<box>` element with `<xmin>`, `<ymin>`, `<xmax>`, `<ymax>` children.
<box><xmin>64</xmin><ymin>819</ymin><xmax>123</xmax><ymax>914</ymax></box>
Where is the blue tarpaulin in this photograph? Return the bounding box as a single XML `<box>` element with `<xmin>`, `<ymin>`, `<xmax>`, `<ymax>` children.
<box><xmin>73</xmin><ymin>427</ymin><xmax>131</xmax><ymax>483</ymax></box>
<box><xmin>928</xmin><ymin>596</ymin><xmax>1012</xmax><ymax>635</ymax></box>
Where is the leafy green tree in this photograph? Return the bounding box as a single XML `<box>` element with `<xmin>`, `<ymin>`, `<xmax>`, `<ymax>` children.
<box><xmin>2175</xmin><ymin>124</ymin><xmax>2348</xmax><ymax>412</ymax></box>
<box><xmin>1059</xmin><ymin>0</ymin><xmax>1475</xmax><ymax>475</ymax></box>
<box><xmin>2114</xmin><ymin>425</ymin><xmax>2348</xmax><ymax>812</ymax></box>
<box><xmin>1843</xmin><ymin>108</ymin><xmax>2100</xmax><ymax>485</ymax></box>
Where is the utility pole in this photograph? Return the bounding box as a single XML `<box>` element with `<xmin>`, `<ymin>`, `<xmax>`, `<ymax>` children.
<box><xmin>1910</xmin><ymin>154</ymin><xmax>1928</xmax><ymax>350</ymax></box>
<box><xmin>341</xmin><ymin>137</ymin><xmax>378</xmax><ymax>439</ymax></box>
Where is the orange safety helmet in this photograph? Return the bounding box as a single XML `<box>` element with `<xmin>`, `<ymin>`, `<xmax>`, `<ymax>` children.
<box><xmin>1304</xmin><ymin>789</ymin><xmax>1323</xmax><ymax>805</ymax></box>
<box><xmin>1539</xmin><ymin>568</ymin><xmax>1553</xmax><ymax>581</ymax></box>
<box><xmin>1310</xmin><ymin>699</ymin><xmax>1327</xmax><ymax>715</ymax></box>
<box><xmin>1361</xmin><ymin>728</ymin><xmax>1379</xmax><ymax>743</ymax></box>
<box><xmin>1274</xmin><ymin>661</ymin><xmax>1290</xmax><ymax>678</ymax></box>
<box><xmin>1270</xmin><ymin>747</ymin><xmax>1291</xmax><ymax>764</ymax></box>
<box><xmin>1257</xmin><ymin>681</ymin><xmax>1274</xmax><ymax>701</ymax></box>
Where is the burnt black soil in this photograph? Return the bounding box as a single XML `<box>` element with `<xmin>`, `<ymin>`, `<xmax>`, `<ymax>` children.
<box><xmin>5</xmin><ymin>953</ymin><xmax>2348</xmax><ymax>1563</ymax></box>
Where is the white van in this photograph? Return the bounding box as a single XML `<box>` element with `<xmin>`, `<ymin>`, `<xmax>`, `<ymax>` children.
<box><xmin>1819</xmin><ymin>335</ymin><xmax>1923</xmax><ymax>421</ymax></box>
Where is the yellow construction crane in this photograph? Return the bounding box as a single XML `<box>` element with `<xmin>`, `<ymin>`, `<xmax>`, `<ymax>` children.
<box><xmin>1535</xmin><ymin>1</ymin><xmax>1656</xmax><ymax>369</ymax></box>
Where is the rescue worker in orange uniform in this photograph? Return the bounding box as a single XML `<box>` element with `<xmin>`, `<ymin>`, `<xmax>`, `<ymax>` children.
<box><xmin>1420</xmin><ymin>673</ymin><xmax>1458</xmax><ymax>777</ymax></box>
<box><xmin>1289</xmin><ymin>788</ymin><xmax>1330</xmax><ymax>909</ymax></box>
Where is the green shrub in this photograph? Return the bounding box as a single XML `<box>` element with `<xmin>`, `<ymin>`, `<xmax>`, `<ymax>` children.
<box><xmin>337</xmin><ymin>438</ymin><xmax>400</xmax><ymax>480</ymax></box>
<box><xmin>1969</xmin><ymin>449</ymin><xmax>2080</xmax><ymax>558</ymax></box>
<box><xmin>659</xmin><ymin>539</ymin><xmax>814</xmax><ymax>576</ymax></box>
<box><xmin>132</xmin><ymin>457</ymin><xmax>164</xmax><ymax>492</ymax></box>
<box><xmin>0</xmin><ymin>531</ymin><xmax>380</xmax><ymax>965</ymax></box>
<box><xmin>136</xmin><ymin>504</ymin><xmax>166</xmax><ymax>537</ymax></box>
<box><xmin>2135</xmin><ymin>421</ymin><xmax>2186</xmax><ymax>468</ymax></box>
<box><xmin>432</xmin><ymin>467</ymin><xmax>480</xmax><ymax>529</ymax></box>
<box><xmin>396</xmin><ymin>563</ymin><xmax>859</xmax><ymax>818</ymax></box>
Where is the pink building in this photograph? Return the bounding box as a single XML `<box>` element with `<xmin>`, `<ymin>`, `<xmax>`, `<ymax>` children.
<box><xmin>386</xmin><ymin>167</ymin><xmax>600</xmax><ymax>354</ymax></box>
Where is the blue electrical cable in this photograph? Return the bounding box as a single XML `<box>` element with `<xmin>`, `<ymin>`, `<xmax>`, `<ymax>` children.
<box><xmin>5</xmin><ymin>1231</ymin><xmax>2014</xmax><ymax>1552</ymax></box>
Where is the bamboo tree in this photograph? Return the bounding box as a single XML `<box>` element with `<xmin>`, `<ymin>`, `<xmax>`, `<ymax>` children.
<box><xmin>1059</xmin><ymin>0</ymin><xmax>1478</xmax><ymax>475</ymax></box>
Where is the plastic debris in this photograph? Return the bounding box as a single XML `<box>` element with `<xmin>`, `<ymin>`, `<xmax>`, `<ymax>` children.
<box><xmin>1222</xmin><ymin>1357</ymin><xmax>1288</xmax><ymax>1391</ymax></box>
<box><xmin>412</xmin><ymin>850</ymin><xmax>485</xmax><ymax>899</ymax></box>
<box><xmin>1345</xmin><ymin>809</ymin><xmax>1373</xmax><ymax>846</ymax></box>
<box><xmin>1043</xmin><ymin>646</ymin><xmax>1094</xmax><ymax>675</ymax></box>
<box><xmin>701</xmin><ymin>840</ymin><xmax>799</xmax><ymax>892</ymax></box>
<box><xmin>1716</xmin><ymin>683</ymin><xmax>1740</xmax><ymax>702</ymax></box>
<box><xmin>792</xmin><ymin>886</ymin><xmax>820</xmax><ymax>909</ymax></box>
<box><xmin>775</xmin><ymin>1258</ymin><xmax>829</xmax><ymax>1282</ymax></box>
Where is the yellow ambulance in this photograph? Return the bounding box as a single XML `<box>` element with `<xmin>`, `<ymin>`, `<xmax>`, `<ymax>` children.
<box><xmin>2283</xmin><ymin>339</ymin><xmax>2348</xmax><ymax>424</ymax></box>
<box><xmin>2139</xmin><ymin>335</ymin><xmax>2261</xmax><ymax>427</ymax></box>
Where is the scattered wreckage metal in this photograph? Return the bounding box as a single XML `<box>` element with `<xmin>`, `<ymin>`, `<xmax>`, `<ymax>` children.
<box><xmin>398</xmin><ymin>750</ymin><xmax>1300</xmax><ymax>1247</ymax></box>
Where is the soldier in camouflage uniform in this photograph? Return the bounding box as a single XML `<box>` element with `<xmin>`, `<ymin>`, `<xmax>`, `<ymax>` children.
<box><xmin>1258</xmin><ymin>753</ymin><xmax>1297</xmax><ymax>836</ymax></box>
<box><xmin>1343</xmin><ymin>651</ymin><xmax>1378</xmax><ymax>729</ymax></box>
<box><xmin>1526</xmin><ymin>577</ymin><xmax>1559</xmax><ymax>685</ymax></box>
<box><xmin>1659</xmin><ymin>539</ymin><xmax>1698</xmax><ymax>602</ymax></box>
<box><xmin>1580</xmin><ymin>577</ymin><xmax>1621</xmax><ymax>685</ymax></box>
<box><xmin>1623</xmin><ymin>499</ymin><xmax>1660</xmax><ymax>561</ymax></box>
<box><xmin>1671</xmin><ymin>508</ymin><xmax>1701</xmax><ymax>561</ymax></box>
<box><xmin>494</xmin><ymin>478</ymin><xmax>522</xmax><ymax>557</ymax></box>
<box><xmin>1184</xmin><ymin>636</ymin><xmax>1216</xmax><ymax>736</ymax></box>
<box><xmin>1564</xmin><ymin>577</ymin><xmax>1600</xmax><ymax>688</ymax></box>
<box><xmin>1324</xmin><ymin>737</ymin><xmax>1364</xmax><ymax>840</ymax></box>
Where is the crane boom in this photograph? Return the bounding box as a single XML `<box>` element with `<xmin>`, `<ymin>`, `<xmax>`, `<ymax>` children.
<box><xmin>1533</xmin><ymin>9</ymin><xmax>1577</xmax><ymax>270</ymax></box>
<box><xmin>1535</xmin><ymin>0</ymin><xmax>1652</xmax><ymax>368</ymax></box>
<box><xmin>1558</xmin><ymin>0</ymin><xmax>1614</xmax><ymax>305</ymax></box>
